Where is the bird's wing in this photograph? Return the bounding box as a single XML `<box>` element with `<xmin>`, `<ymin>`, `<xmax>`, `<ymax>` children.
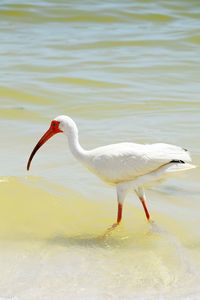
<box><xmin>88</xmin><ymin>142</ymin><xmax>191</xmax><ymax>183</ymax></box>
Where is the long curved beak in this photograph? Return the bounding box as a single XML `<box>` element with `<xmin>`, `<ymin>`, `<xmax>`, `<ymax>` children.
<box><xmin>27</xmin><ymin>121</ymin><xmax>62</xmax><ymax>171</ymax></box>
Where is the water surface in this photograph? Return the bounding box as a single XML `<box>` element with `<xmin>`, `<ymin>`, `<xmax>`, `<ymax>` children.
<box><xmin>0</xmin><ymin>0</ymin><xmax>200</xmax><ymax>299</ymax></box>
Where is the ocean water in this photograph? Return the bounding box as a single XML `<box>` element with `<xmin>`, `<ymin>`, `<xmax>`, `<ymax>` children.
<box><xmin>0</xmin><ymin>0</ymin><xmax>200</xmax><ymax>299</ymax></box>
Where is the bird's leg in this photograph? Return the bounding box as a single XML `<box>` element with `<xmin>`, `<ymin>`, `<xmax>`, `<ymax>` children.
<box><xmin>117</xmin><ymin>203</ymin><xmax>123</xmax><ymax>223</ymax></box>
<box><xmin>140</xmin><ymin>196</ymin><xmax>150</xmax><ymax>221</ymax></box>
<box><xmin>112</xmin><ymin>202</ymin><xmax>123</xmax><ymax>228</ymax></box>
<box><xmin>136</xmin><ymin>187</ymin><xmax>151</xmax><ymax>222</ymax></box>
<box><xmin>102</xmin><ymin>203</ymin><xmax>123</xmax><ymax>237</ymax></box>
<box><xmin>102</xmin><ymin>186</ymin><xmax>126</xmax><ymax>237</ymax></box>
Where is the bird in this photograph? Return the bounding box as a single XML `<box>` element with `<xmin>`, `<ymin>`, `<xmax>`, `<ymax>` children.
<box><xmin>27</xmin><ymin>115</ymin><xmax>196</xmax><ymax>230</ymax></box>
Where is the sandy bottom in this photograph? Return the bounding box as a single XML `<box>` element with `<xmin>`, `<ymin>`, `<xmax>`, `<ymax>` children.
<box><xmin>0</xmin><ymin>177</ymin><xmax>199</xmax><ymax>300</ymax></box>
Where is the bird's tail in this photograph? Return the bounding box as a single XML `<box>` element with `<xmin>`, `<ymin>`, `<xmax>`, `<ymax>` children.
<box><xmin>118</xmin><ymin>162</ymin><xmax>196</xmax><ymax>191</ymax></box>
<box><xmin>163</xmin><ymin>162</ymin><xmax>196</xmax><ymax>174</ymax></box>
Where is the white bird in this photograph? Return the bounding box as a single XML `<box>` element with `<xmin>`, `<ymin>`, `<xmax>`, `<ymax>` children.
<box><xmin>27</xmin><ymin>115</ymin><xmax>196</xmax><ymax>229</ymax></box>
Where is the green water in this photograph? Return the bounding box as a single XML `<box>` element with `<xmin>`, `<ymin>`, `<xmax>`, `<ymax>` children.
<box><xmin>0</xmin><ymin>1</ymin><xmax>200</xmax><ymax>299</ymax></box>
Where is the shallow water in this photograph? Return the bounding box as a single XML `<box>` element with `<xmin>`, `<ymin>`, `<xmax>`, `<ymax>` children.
<box><xmin>0</xmin><ymin>0</ymin><xmax>200</xmax><ymax>299</ymax></box>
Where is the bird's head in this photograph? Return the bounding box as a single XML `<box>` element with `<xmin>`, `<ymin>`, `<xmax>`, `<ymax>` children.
<box><xmin>27</xmin><ymin>115</ymin><xmax>78</xmax><ymax>171</ymax></box>
<box><xmin>27</xmin><ymin>116</ymin><xmax>64</xmax><ymax>170</ymax></box>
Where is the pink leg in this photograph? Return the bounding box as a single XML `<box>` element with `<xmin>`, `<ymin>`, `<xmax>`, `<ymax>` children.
<box><xmin>111</xmin><ymin>203</ymin><xmax>123</xmax><ymax>229</ymax></box>
<box><xmin>117</xmin><ymin>203</ymin><xmax>123</xmax><ymax>224</ymax></box>
<box><xmin>102</xmin><ymin>203</ymin><xmax>123</xmax><ymax>237</ymax></box>
<box><xmin>139</xmin><ymin>196</ymin><xmax>150</xmax><ymax>221</ymax></box>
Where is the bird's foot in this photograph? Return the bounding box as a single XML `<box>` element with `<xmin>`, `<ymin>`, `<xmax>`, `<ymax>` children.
<box><xmin>148</xmin><ymin>218</ymin><xmax>155</xmax><ymax>225</ymax></box>
<box><xmin>144</xmin><ymin>219</ymin><xmax>156</xmax><ymax>236</ymax></box>
<box><xmin>101</xmin><ymin>222</ymin><xmax>121</xmax><ymax>238</ymax></box>
<box><xmin>146</xmin><ymin>219</ymin><xmax>166</xmax><ymax>235</ymax></box>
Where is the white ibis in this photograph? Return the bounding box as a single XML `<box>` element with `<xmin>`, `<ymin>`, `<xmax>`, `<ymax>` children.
<box><xmin>27</xmin><ymin>115</ymin><xmax>195</xmax><ymax>229</ymax></box>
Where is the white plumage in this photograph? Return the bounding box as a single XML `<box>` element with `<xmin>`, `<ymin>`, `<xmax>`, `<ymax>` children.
<box><xmin>87</xmin><ymin>142</ymin><xmax>192</xmax><ymax>184</ymax></box>
<box><xmin>27</xmin><ymin>115</ymin><xmax>196</xmax><ymax>230</ymax></box>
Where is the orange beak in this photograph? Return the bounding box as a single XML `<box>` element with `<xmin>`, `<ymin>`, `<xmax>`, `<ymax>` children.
<box><xmin>27</xmin><ymin>120</ymin><xmax>62</xmax><ymax>171</ymax></box>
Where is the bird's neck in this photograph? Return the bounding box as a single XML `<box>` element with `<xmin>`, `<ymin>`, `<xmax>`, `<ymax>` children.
<box><xmin>65</xmin><ymin>125</ymin><xmax>88</xmax><ymax>163</ymax></box>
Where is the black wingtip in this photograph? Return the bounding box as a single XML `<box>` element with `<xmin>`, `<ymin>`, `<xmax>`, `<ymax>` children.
<box><xmin>170</xmin><ymin>159</ymin><xmax>185</xmax><ymax>164</ymax></box>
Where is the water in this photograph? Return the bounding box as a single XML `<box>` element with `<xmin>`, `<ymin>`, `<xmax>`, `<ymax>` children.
<box><xmin>0</xmin><ymin>0</ymin><xmax>200</xmax><ymax>299</ymax></box>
